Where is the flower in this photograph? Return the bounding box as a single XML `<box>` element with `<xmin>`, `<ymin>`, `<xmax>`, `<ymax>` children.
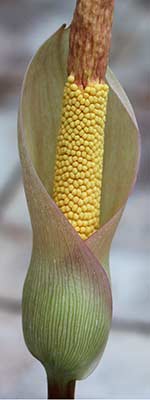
<box><xmin>18</xmin><ymin>26</ymin><xmax>140</xmax><ymax>398</ymax></box>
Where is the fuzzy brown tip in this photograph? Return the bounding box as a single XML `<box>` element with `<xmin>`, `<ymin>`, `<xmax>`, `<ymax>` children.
<box><xmin>68</xmin><ymin>0</ymin><xmax>114</xmax><ymax>87</ymax></box>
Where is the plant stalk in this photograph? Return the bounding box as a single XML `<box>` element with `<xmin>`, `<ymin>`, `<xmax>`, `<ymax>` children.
<box><xmin>48</xmin><ymin>380</ymin><xmax>75</xmax><ymax>399</ymax></box>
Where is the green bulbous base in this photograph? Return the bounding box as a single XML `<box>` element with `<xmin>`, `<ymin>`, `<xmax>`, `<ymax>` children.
<box><xmin>22</xmin><ymin>250</ymin><xmax>111</xmax><ymax>384</ymax></box>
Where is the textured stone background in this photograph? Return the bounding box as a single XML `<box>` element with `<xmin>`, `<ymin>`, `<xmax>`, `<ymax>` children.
<box><xmin>0</xmin><ymin>1</ymin><xmax>150</xmax><ymax>398</ymax></box>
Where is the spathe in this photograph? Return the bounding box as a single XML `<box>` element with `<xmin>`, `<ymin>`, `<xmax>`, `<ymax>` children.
<box><xmin>18</xmin><ymin>26</ymin><xmax>140</xmax><ymax>388</ymax></box>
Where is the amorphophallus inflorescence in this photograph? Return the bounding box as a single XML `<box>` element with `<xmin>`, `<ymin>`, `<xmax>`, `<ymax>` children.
<box><xmin>18</xmin><ymin>0</ymin><xmax>140</xmax><ymax>398</ymax></box>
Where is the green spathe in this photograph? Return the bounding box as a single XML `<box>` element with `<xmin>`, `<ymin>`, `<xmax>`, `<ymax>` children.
<box><xmin>18</xmin><ymin>26</ymin><xmax>140</xmax><ymax>389</ymax></box>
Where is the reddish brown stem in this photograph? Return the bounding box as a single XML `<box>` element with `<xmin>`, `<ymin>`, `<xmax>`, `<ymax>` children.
<box><xmin>68</xmin><ymin>0</ymin><xmax>114</xmax><ymax>87</ymax></box>
<box><xmin>48</xmin><ymin>380</ymin><xmax>75</xmax><ymax>399</ymax></box>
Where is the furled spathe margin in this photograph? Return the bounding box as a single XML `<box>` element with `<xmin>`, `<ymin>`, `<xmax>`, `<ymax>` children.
<box><xmin>18</xmin><ymin>26</ymin><xmax>140</xmax><ymax>392</ymax></box>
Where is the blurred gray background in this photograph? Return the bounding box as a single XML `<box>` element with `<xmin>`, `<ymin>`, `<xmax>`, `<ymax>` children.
<box><xmin>0</xmin><ymin>0</ymin><xmax>150</xmax><ymax>398</ymax></box>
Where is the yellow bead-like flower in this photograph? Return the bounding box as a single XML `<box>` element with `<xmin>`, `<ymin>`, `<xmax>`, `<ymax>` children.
<box><xmin>53</xmin><ymin>75</ymin><xmax>109</xmax><ymax>239</ymax></box>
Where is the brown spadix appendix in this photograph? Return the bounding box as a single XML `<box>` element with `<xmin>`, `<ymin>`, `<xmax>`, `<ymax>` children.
<box><xmin>18</xmin><ymin>0</ymin><xmax>140</xmax><ymax>398</ymax></box>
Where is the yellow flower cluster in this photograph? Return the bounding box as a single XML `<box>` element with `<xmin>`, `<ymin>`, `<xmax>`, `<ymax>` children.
<box><xmin>53</xmin><ymin>75</ymin><xmax>109</xmax><ymax>239</ymax></box>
